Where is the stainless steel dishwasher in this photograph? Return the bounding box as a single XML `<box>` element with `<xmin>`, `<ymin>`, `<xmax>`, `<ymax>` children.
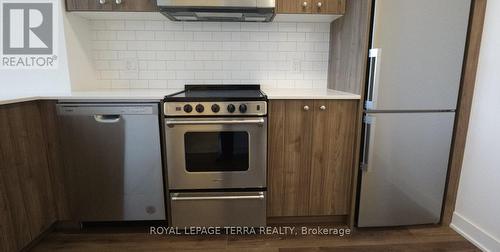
<box><xmin>56</xmin><ymin>103</ymin><xmax>165</xmax><ymax>222</ymax></box>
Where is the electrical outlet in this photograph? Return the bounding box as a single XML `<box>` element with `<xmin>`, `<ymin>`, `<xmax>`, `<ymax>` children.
<box><xmin>126</xmin><ymin>58</ymin><xmax>138</xmax><ymax>71</ymax></box>
<box><xmin>292</xmin><ymin>58</ymin><xmax>301</xmax><ymax>73</ymax></box>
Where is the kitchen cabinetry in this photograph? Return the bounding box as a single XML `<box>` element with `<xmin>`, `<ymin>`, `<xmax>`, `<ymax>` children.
<box><xmin>0</xmin><ymin>101</ymin><xmax>65</xmax><ymax>252</ymax></box>
<box><xmin>66</xmin><ymin>0</ymin><xmax>158</xmax><ymax>12</ymax></box>
<box><xmin>268</xmin><ymin>99</ymin><xmax>357</xmax><ymax>217</ymax></box>
<box><xmin>276</xmin><ymin>0</ymin><xmax>345</xmax><ymax>14</ymax></box>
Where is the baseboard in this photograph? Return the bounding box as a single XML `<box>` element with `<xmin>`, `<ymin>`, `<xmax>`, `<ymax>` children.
<box><xmin>450</xmin><ymin>212</ymin><xmax>500</xmax><ymax>252</ymax></box>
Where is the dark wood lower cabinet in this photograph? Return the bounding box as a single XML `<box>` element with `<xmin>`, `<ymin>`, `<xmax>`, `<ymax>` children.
<box><xmin>0</xmin><ymin>101</ymin><xmax>65</xmax><ymax>252</ymax></box>
<box><xmin>268</xmin><ymin>100</ymin><xmax>358</xmax><ymax>218</ymax></box>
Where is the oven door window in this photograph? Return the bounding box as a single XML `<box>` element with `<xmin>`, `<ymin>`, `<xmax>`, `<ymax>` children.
<box><xmin>184</xmin><ymin>131</ymin><xmax>249</xmax><ymax>172</ymax></box>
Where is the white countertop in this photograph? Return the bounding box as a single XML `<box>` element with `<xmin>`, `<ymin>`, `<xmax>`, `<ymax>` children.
<box><xmin>263</xmin><ymin>88</ymin><xmax>360</xmax><ymax>100</ymax></box>
<box><xmin>0</xmin><ymin>88</ymin><xmax>360</xmax><ymax>106</ymax></box>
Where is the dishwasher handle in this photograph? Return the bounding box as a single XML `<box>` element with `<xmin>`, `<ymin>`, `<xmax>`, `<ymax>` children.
<box><xmin>94</xmin><ymin>115</ymin><xmax>121</xmax><ymax>123</ymax></box>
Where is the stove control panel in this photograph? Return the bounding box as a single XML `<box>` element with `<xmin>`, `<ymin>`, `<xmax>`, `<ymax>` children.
<box><xmin>165</xmin><ymin>101</ymin><xmax>267</xmax><ymax>116</ymax></box>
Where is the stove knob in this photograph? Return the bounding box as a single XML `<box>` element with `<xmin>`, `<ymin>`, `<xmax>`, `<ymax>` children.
<box><xmin>211</xmin><ymin>104</ymin><xmax>220</xmax><ymax>113</ymax></box>
<box><xmin>183</xmin><ymin>104</ymin><xmax>193</xmax><ymax>113</ymax></box>
<box><xmin>195</xmin><ymin>104</ymin><xmax>204</xmax><ymax>113</ymax></box>
<box><xmin>227</xmin><ymin>104</ymin><xmax>236</xmax><ymax>113</ymax></box>
<box><xmin>239</xmin><ymin>104</ymin><xmax>248</xmax><ymax>113</ymax></box>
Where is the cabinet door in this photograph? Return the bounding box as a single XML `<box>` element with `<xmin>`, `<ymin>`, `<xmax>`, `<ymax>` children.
<box><xmin>268</xmin><ymin>100</ymin><xmax>314</xmax><ymax>217</ymax></box>
<box><xmin>313</xmin><ymin>0</ymin><xmax>346</xmax><ymax>14</ymax></box>
<box><xmin>66</xmin><ymin>0</ymin><xmax>112</xmax><ymax>11</ymax></box>
<box><xmin>309</xmin><ymin>100</ymin><xmax>357</xmax><ymax>215</ymax></box>
<box><xmin>276</xmin><ymin>0</ymin><xmax>312</xmax><ymax>14</ymax></box>
<box><xmin>112</xmin><ymin>0</ymin><xmax>158</xmax><ymax>12</ymax></box>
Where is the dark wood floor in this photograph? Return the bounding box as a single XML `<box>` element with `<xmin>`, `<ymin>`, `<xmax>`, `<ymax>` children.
<box><xmin>29</xmin><ymin>225</ymin><xmax>478</xmax><ymax>252</ymax></box>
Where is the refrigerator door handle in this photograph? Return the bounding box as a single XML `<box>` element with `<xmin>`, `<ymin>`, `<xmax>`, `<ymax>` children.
<box><xmin>365</xmin><ymin>49</ymin><xmax>381</xmax><ymax>110</ymax></box>
<box><xmin>360</xmin><ymin>115</ymin><xmax>375</xmax><ymax>172</ymax></box>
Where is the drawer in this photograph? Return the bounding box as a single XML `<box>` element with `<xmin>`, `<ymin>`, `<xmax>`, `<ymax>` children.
<box><xmin>170</xmin><ymin>191</ymin><xmax>266</xmax><ymax>227</ymax></box>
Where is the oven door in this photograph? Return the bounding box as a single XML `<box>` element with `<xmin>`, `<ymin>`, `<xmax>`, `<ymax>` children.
<box><xmin>165</xmin><ymin>117</ymin><xmax>267</xmax><ymax>190</ymax></box>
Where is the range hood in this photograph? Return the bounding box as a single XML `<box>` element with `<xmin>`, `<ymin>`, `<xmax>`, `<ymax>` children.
<box><xmin>157</xmin><ymin>0</ymin><xmax>275</xmax><ymax>22</ymax></box>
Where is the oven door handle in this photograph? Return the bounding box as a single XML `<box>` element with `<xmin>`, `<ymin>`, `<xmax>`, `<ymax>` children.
<box><xmin>166</xmin><ymin>117</ymin><xmax>265</xmax><ymax>127</ymax></box>
<box><xmin>171</xmin><ymin>193</ymin><xmax>265</xmax><ymax>201</ymax></box>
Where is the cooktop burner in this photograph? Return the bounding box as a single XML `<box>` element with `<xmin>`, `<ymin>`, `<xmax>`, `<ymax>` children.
<box><xmin>164</xmin><ymin>85</ymin><xmax>267</xmax><ymax>102</ymax></box>
<box><xmin>164</xmin><ymin>85</ymin><xmax>268</xmax><ymax>117</ymax></box>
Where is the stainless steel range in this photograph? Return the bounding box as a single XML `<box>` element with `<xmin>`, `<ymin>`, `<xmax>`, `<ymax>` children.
<box><xmin>164</xmin><ymin>85</ymin><xmax>267</xmax><ymax>227</ymax></box>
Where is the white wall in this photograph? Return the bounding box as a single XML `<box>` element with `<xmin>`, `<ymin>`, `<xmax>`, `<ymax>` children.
<box><xmin>86</xmin><ymin>18</ymin><xmax>332</xmax><ymax>90</ymax></box>
<box><xmin>451</xmin><ymin>1</ymin><xmax>500</xmax><ymax>251</ymax></box>
<box><xmin>0</xmin><ymin>0</ymin><xmax>70</xmax><ymax>97</ymax></box>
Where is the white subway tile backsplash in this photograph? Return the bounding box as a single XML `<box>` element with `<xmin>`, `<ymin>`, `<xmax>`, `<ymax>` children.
<box><xmin>139</xmin><ymin>71</ymin><xmax>156</xmax><ymax>80</ymax></box>
<box><xmin>194</xmin><ymin>51</ymin><xmax>213</xmax><ymax>60</ymax></box>
<box><xmin>203</xmin><ymin>41</ymin><xmax>223</xmax><ymax>51</ymax></box>
<box><xmin>112</xmin><ymin>80</ymin><xmax>130</xmax><ymax>88</ymax></box>
<box><xmin>109</xmin><ymin>60</ymin><xmax>126</xmax><ymax>70</ymax></box>
<box><xmin>146</xmin><ymin>41</ymin><xmax>165</xmax><ymax>50</ymax></box>
<box><xmin>145</xmin><ymin>21</ymin><xmax>164</xmax><ymax>31</ymax></box>
<box><xmin>136</xmin><ymin>31</ymin><xmax>154</xmax><ymax>40</ymax></box>
<box><xmin>174</xmin><ymin>31</ymin><xmax>193</xmax><ymax>41</ymax></box>
<box><xmin>91</xmin><ymin>20</ymin><xmax>330</xmax><ymax>89</ymax></box>
<box><xmin>130</xmin><ymin>80</ymin><xmax>149</xmax><ymax>89</ymax></box>
<box><xmin>287</xmin><ymin>32</ymin><xmax>306</xmax><ymax>42</ymax></box>
<box><xmin>157</xmin><ymin>71</ymin><xmax>176</xmax><ymax>79</ymax></box>
<box><xmin>108</xmin><ymin>41</ymin><xmax>127</xmax><ymax>50</ymax></box>
<box><xmin>120</xmin><ymin>70</ymin><xmax>138</xmax><ymax>79</ymax></box>
<box><xmin>194</xmin><ymin>32</ymin><xmax>212</xmax><ymax>41</ymax></box>
<box><xmin>184</xmin><ymin>61</ymin><xmax>204</xmax><ymax>70</ymax></box>
<box><xmin>106</xmin><ymin>20</ymin><xmax>125</xmax><ymax>30</ymax></box>
<box><xmin>127</xmin><ymin>41</ymin><xmax>146</xmax><ymax>50</ymax></box>
<box><xmin>117</xmin><ymin>31</ymin><xmax>135</xmax><ymax>40</ymax></box>
<box><xmin>278</xmin><ymin>42</ymin><xmax>297</xmax><ymax>52</ymax></box>
<box><xmin>165</xmin><ymin>41</ymin><xmax>185</xmax><ymax>51</ymax></box>
<box><xmin>137</xmin><ymin>51</ymin><xmax>156</xmax><ymax>60</ymax></box>
<box><xmin>268</xmin><ymin>32</ymin><xmax>288</xmax><ymax>42</ymax></box>
<box><xmin>183</xmin><ymin>22</ymin><xmax>203</xmax><ymax>31</ymax></box>
<box><xmin>147</xmin><ymin>61</ymin><xmax>166</xmax><ymax>70</ymax></box>
<box><xmin>97</xmin><ymin>31</ymin><xmax>116</xmax><ymax>40</ymax></box>
<box><xmin>212</xmin><ymin>32</ymin><xmax>232</xmax><ymax>41</ymax></box>
<box><xmin>101</xmin><ymin>70</ymin><xmax>119</xmax><ymax>79</ymax></box>
<box><xmin>164</xmin><ymin>21</ymin><xmax>183</xmax><ymax>31</ymax></box>
<box><xmin>314</xmin><ymin>23</ymin><xmax>331</xmax><ymax>32</ymax></box>
<box><xmin>148</xmin><ymin>80</ymin><xmax>168</xmax><ymax>89</ymax></box>
<box><xmin>306</xmin><ymin>32</ymin><xmax>329</xmax><ymax>42</ymax></box>
<box><xmin>157</xmin><ymin>51</ymin><xmax>175</xmax><ymax>60</ymax></box>
<box><xmin>202</xmin><ymin>22</ymin><xmax>222</xmax><ymax>31</ymax></box>
<box><xmin>155</xmin><ymin>31</ymin><xmax>174</xmax><ymax>40</ymax></box>
<box><xmin>125</xmin><ymin>20</ymin><xmax>145</xmax><ymax>30</ymax></box>
<box><xmin>249</xmin><ymin>32</ymin><xmax>269</xmax><ymax>41</ymax></box>
<box><xmin>221</xmin><ymin>23</ymin><xmax>241</xmax><ymax>31</ymax></box>
<box><xmin>297</xmin><ymin>23</ymin><xmax>315</xmax><ymax>32</ymax></box>
<box><xmin>278</xmin><ymin>23</ymin><xmax>297</xmax><ymax>32</ymax></box>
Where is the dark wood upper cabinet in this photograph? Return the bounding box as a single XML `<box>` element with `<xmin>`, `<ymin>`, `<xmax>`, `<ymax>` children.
<box><xmin>277</xmin><ymin>0</ymin><xmax>313</xmax><ymax>14</ymax></box>
<box><xmin>313</xmin><ymin>0</ymin><xmax>345</xmax><ymax>14</ymax></box>
<box><xmin>66</xmin><ymin>0</ymin><xmax>112</xmax><ymax>11</ymax></box>
<box><xmin>66</xmin><ymin>0</ymin><xmax>158</xmax><ymax>12</ymax></box>
<box><xmin>276</xmin><ymin>0</ymin><xmax>345</xmax><ymax>14</ymax></box>
<box><xmin>111</xmin><ymin>0</ymin><xmax>158</xmax><ymax>12</ymax></box>
<box><xmin>268</xmin><ymin>100</ymin><xmax>357</xmax><ymax>218</ymax></box>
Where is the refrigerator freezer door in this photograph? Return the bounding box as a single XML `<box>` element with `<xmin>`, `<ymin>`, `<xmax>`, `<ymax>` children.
<box><xmin>368</xmin><ymin>0</ymin><xmax>470</xmax><ymax>111</ymax></box>
<box><xmin>358</xmin><ymin>112</ymin><xmax>455</xmax><ymax>227</ymax></box>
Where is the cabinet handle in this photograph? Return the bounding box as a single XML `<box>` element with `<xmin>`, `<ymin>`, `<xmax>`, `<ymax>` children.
<box><xmin>99</xmin><ymin>0</ymin><xmax>106</xmax><ymax>4</ymax></box>
<box><xmin>303</xmin><ymin>105</ymin><xmax>310</xmax><ymax>111</ymax></box>
<box><xmin>317</xmin><ymin>1</ymin><xmax>322</xmax><ymax>8</ymax></box>
<box><xmin>115</xmin><ymin>0</ymin><xmax>122</xmax><ymax>4</ymax></box>
<box><xmin>319</xmin><ymin>105</ymin><xmax>326</xmax><ymax>111</ymax></box>
<box><xmin>302</xmin><ymin>1</ymin><xmax>308</xmax><ymax>7</ymax></box>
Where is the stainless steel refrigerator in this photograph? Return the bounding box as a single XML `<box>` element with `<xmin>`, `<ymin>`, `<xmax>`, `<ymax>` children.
<box><xmin>357</xmin><ymin>0</ymin><xmax>471</xmax><ymax>227</ymax></box>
